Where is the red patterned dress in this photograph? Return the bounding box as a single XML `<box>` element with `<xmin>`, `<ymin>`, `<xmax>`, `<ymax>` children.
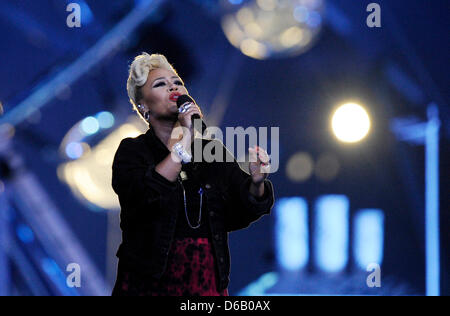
<box><xmin>113</xmin><ymin>238</ymin><xmax>228</xmax><ymax>296</ymax></box>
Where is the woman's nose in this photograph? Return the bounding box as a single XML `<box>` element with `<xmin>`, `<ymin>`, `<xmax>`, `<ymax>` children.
<box><xmin>168</xmin><ymin>83</ymin><xmax>178</xmax><ymax>91</ymax></box>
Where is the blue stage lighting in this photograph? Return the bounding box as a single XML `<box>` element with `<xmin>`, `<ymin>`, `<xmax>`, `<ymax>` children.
<box><xmin>80</xmin><ymin>116</ymin><xmax>99</xmax><ymax>135</ymax></box>
<box><xmin>95</xmin><ymin>111</ymin><xmax>115</xmax><ymax>129</ymax></box>
<box><xmin>353</xmin><ymin>209</ymin><xmax>384</xmax><ymax>270</ymax></box>
<box><xmin>16</xmin><ymin>224</ymin><xmax>35</xmax><ymax>244</ymax></box>
<box><xmin>134</xmin><ymin>0</ymin><xmax>153</xmax><ymax>8</ymax></box>
<box><xmin>41</xmin><ymin>258</ymin><xmax>59</xmax><ymax>276</ymax></box>
<box><xmin>79</xmin><ymin>1</ymin><xmax>93</xmax><ymax>25</ymax></box>
<box><xmin>314</xmin><ymin>195</ymin><xmax>349</xmax><ymax>273</ymax></box>
<box><xmin>275</xmin><ymin>197</ymin><xmax>309</xmax><ymax>271</ymax></box>
<box><xmin>65</xmin><ymin>142</ymin><xmax>83</xmax><ymax>159</ymax></box>
<box><xmin>307</xmin><ymin>11</ymin><xmax>322</xmax><ymax>28</ymax></box>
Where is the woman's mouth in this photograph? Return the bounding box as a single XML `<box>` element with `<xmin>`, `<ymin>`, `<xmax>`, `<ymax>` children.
<box><xmin>169</xmin><ymin>93</ymin><xmax>182</xmax><ymax>102</ymax></box>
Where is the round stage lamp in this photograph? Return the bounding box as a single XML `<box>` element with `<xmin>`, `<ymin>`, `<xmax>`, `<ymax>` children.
<box><xmin>220</xmin><ymin>0</ymin><xmax>325</xmax><ymax>59</ymax></box>
<box><xmin>331</xmin><ymin>103</ymin><xmax>371</xmax><ymax>143</ymax></box>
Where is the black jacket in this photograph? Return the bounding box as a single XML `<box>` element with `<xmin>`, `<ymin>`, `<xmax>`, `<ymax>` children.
<box><xmin>111</xmin><ymin>127</ymin><xmax>275</xmax><ymax>291</ymax></box>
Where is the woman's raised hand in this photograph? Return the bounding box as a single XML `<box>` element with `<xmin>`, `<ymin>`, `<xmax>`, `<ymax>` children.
<box><xmin>249</xmin><ymin>145</ymin><xmax>270</xmax><ymax>185</ymax></box>
<box><xmin>177</xmin><ymin>102</ymin><xmax>203</xmax><ymax>143</ymax></box>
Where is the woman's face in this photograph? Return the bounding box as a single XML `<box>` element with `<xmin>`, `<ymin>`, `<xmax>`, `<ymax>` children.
<box><xmin>139</xmin><ymin>67</ymin><xmax>188</xmax><ymax>120</ymax></box>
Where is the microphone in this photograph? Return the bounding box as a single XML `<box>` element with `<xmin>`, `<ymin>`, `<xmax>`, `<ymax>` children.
<box><xmin>176</xmin><ymin>94</ymin><xmax>207</xmax><ymax>134</ymax></box>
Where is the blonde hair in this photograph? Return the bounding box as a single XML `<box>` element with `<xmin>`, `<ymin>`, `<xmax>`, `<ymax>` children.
<box><xmin>126</xmin><ymin>52</ymin><xmax>179</xmax><ymax>118</ymax></box>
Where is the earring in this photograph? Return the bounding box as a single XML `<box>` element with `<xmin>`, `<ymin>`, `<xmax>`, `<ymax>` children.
<box><xmin>137</xmin><ymin>104</ymin><xmax>150</xmax><ymax>121</ymax></box>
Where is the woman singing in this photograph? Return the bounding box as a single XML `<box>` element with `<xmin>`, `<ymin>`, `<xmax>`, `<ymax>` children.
<box><xmin>111</xmin><ymin>52</ymin><xmax>275</xmax><ymax>296</ymax></box>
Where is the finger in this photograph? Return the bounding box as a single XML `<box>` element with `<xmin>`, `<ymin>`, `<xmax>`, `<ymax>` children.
<box><xmin>188</xmin><ymin>110</ymin><xmax>203</xmax><ymax>121</ymax></box>
<box><xmin>184</xmin><ymin>106</ymin><xmax>201</xmax><ymax>116</ymax></box>
<box><xmin>259</xmin><ymin>163</ymin><xmax>271</xmax><ymax>174</ymax></box>
<box><xmin>192</xmin><ymin>106</ymin><xmax>203</xmax><ymax>117</ymax></box>
<box><xmin>255</xmin><ymin>146</ymin><xmax>270</xmax><ymax>164</ymax></box>
<box><xmin>191</xmin><ymin>108</ymin><xmax>202</xmax><ymax>116</ymax></box>
<box><xmin>250</xmin><ymin>146</ymin><xmax>268</xmax><ymax>163</ymax></box>
<box><xmin>179</xmin><ymin>107</ymin><xmax>195</xmax><ymax>118</ymax></box>
<box><xmin>258</xmin><ymin>153</ymin><xmax>269</xmax><ymax>164</ymax></box>
<box><xmin>183</xmin><ymin>103</ymin><xmax>201</xmax><ymax>115</ymax></box>
<box><xmin>248</xmin><ymin>147</ymin><xmax>258</xmax><ymax>162</ymax></box>
<box><xmin>249</xmin><ymin>146</ymin><xmax>262</xmax><ymax>161</ymax></box>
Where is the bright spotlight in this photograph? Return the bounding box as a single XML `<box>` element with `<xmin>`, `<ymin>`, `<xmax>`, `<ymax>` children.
<box><xmin>220</xmin><ymin>0</ymin><xmax>324</xmax><ymax>59</ymax></box>
<box><xmin>65</xmin><ymin>142</ymin><xmax>84</xmax><ymax>159</ymax></box>
<box><xmin>331</xmin><ymin>103</ymin><xmax>371</xmax><ymax>143</ymax></box>
<box><xmin>96</xmin><ymin>111</ymin><xmax>115</xmax><ymax>129</ymax></box>
<box><xmin>80</xmin><ymin>116</ymin><xmax>100</xmax><ymax>135</ymax></box>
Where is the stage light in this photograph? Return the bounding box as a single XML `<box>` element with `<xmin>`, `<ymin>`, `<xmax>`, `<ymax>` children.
<box><xmin>293</xmin><ymin>5</ymin><xmax>309</xmax><ymax>23</ymax></box>
<box><xmin>96</xmin><ymin>111</ymin><xmax>115</xmax><ymax>129</ymax></box>
<box><xmin>315</xmin><ymin>152</ymin><xmax>340</xmax><ymax>182</ymax></box>
<box><xmin>240</xmin><ymin>38</ymin><xmax>268</xmax><ymax>59</ymax></box>
<box><xmin>286</xmin><ymin>152</ymin><xmax>314</xmax><ymax>182</ymax></box>
<box><xmin>65</xmin><ymin>142</ymin><xmax>84</xmax><ymax>160</ymax></box>
<box><xmin>353</xmin><ymin>209</ymin><xmax>384</xmax><ymax>270</ymax></box>
<box><xmin>237</xmin><ymin>272</ymin><xmax>278</xmax><ymax>295</ymax></box>
<box><xmin>306</xmin><ymin>10</ymin><xmax>322</xmax><ymax>28</ymax></box>
<box><xmin>58</xmin><ymin>117</ymin><xmax>146</xmax><ymax>211</ymax></box>
<box><xmin>0</xmin><ymin>102</ymin><xmax>3</xmax><ymax>116</ymax></box>
<box><xmin>221</xmin><ymin>0</ymin><xmax>324</xmax><ymax>59</ymax></box>
<box><xmin>280</xmin><ymin>26</ymin><xmax>305</xmax><ymax>48</ymax></box>
<box><xmin>16</xmin><ymin>224</ymin><xmax>35</xmax><ymax>244</ymax></box>
<box><xmin>256</xmin><ymin>0</ymin><xmax>277</xmax><ymax>11</ymax></box>
<box><xmin>80</xmin><ymin>116</ymin><xmax>99</xmax><ymax>135</ymax></box>
<box><xmin>60</xmin><ymin>113</ymin><xmax>113</xmax><ymax>160</ymax></box>
<box><xmin>314</xmin><ymin>195</ymin><xmax>349</xmax><ymax>273</ymax></box>
<box><xmin>331</xmin><ymin>103</ymin><xmax>371</xmax><ymax>143</ymax></box>
<box><xmin>78</xmin><ymin>0</ymin><xmax>94</xmax><ymax>25</ymax></box>
<box><xmin>275</xmin><ymin>197</ymin><xmax>309</xmax><ymax>271</ymax></box>
<box><xmin>41</xmin><ymin>258</ymin><xmax>59</xmax><ymax>276</ymax></box>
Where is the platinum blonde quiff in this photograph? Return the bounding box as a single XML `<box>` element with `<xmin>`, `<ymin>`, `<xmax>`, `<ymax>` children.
<box><xmin>126</xmin><ymin>52</ymin><xmax>179</xmax><ymax>109</ymax></box>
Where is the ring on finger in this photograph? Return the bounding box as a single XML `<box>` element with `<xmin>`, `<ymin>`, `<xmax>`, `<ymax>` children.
<box><xmin>178</xmin><ymin>103</ymin><xmax>193</xmax><ymax>114</ymax></box>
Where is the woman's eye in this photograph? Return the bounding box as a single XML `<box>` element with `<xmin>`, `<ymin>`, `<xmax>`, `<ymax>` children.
<box><xmin>153</xmin><ymin>81</ymin><xmax>183</xmax><ymax>87</ymax></box>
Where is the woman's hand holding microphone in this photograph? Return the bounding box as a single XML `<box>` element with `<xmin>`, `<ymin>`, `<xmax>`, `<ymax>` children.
<box><xmin>170</xmin><ymin>100</ymin><xmax>203</xmax><ymax>164</ymax></box>
<box><xmin>177</xmin><ymin>101</ymin><xmax>203</xmax><ymax>144</ymax></box>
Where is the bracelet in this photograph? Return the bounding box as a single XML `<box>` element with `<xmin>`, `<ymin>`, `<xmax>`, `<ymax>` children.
<box><xmin>172</xmin><ymin>142</ymin><xmax>192</xmax><ymax>164</ymax></box>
